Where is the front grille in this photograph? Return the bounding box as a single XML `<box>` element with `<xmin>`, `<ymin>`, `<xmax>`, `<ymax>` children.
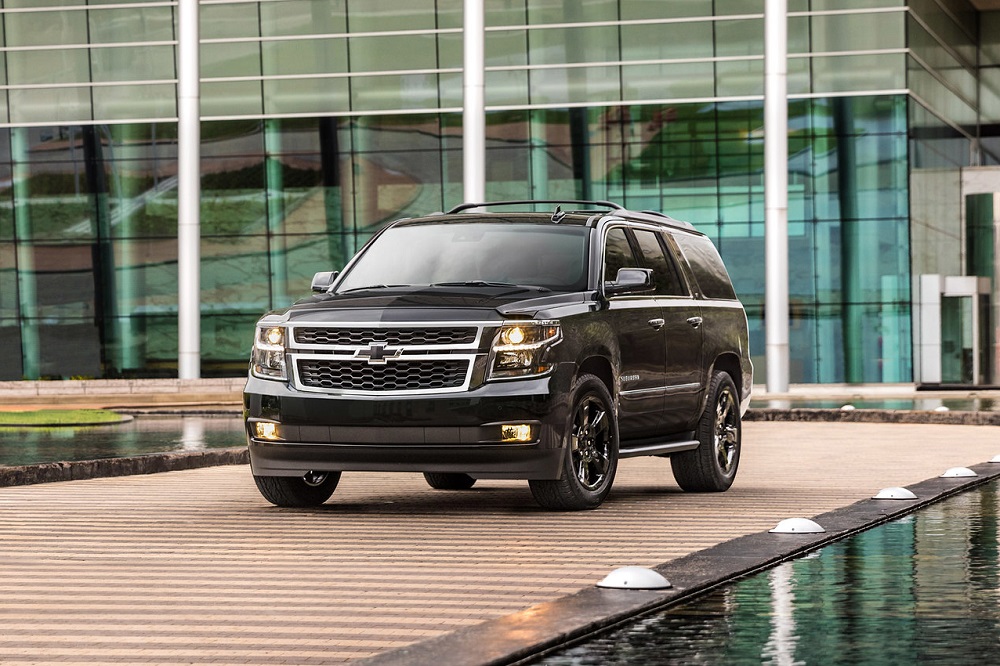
<box><xmin>294</xmin><ymin>327</ymin><xmax>478</xmax><ymax>347</ymax></box>
<box><xmin>297</xmin><ymin>358</ymin><xmax>469</xmax><ymax>392</ymax></box>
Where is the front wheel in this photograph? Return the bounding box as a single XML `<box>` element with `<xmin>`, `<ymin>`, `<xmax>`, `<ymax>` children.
<box><xmin>529</xmin><ymin>373</ymin><xmax>619</xmax><ymax>511</ymax></box>
<box><xmin>253</xmin><ymin>471</ymin><xmax>341</xmax><ymax>507</ymax></box>
<box><xmin>670</xmin><ymin>371</ymin><xmax>741</xmax><ymax>492</ymax></box>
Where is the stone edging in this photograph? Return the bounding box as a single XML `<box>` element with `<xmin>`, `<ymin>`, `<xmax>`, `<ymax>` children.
<box><xmin>0</xmin><ymin>447</ymin><xmax>249</xmax><ymax>488</ymax></box>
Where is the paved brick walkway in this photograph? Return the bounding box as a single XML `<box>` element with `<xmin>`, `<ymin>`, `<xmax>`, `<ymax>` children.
<box><xmin>2</xmin><ymin>421</ymin><xmax>999</xmax><ymax>665</ymax></box>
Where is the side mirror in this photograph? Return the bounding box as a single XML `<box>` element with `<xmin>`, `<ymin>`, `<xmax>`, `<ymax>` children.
<box><xmin>311</xmin><ymin>271</ymin><xmax>338</xmax><ymax>292</ymax></box>
<box><xmin>604</xmin><ymin>267</ymin><xmax>653</xmax><ymax>296</ymax></box>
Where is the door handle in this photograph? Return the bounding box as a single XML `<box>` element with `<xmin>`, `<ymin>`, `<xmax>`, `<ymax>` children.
<box><xmin>647</xmin><ymin>318</ymin><xmax>665</xmax><ymax>330</ymax></box>
<box><xmin>686</xmin><ymin>316</ymin><xmax>703</xmax><ymax>328</ymax></box>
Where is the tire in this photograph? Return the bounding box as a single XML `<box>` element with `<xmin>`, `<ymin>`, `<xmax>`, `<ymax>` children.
<box><xmin>253</xmin><ymin>471</ymin><xmax>341</xmax><ymax>507</ymax></box>
<box><xmin>423</xmin><ymin>472</ymin><xmax>477</xmax><ymax>490</ymax></box>
<box><xmin>671</xmin><ymin>372</ymin><xmax>741</xmax><ymax>492</ymax></box>
<box><xmin>529</xmin><ymin>373</ymin><xmax>619</xmax><ymax>511</ymax></box>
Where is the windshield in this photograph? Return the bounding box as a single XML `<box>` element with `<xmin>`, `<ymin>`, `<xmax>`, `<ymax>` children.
<box><xmin>336</xmin><ymin>222</ymin><xmax>590</xmax><ymax>293</ymax></box>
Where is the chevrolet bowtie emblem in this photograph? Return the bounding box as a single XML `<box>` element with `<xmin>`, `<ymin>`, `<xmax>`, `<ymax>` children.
<box><xmin>354</xmin><ymin>342</ymin><xmax>402</xmax><ymax>365</ymax></box>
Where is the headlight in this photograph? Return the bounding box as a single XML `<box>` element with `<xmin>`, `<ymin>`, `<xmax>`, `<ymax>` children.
<box><xmin>488</xmin><ymin>322</ymin><xmax>561</xmax><ymax>380</ymax></box>
<box><xmin>251</xmin><ymin>325</ymin><xmax>287</xmax><ymax>380</ymax></box>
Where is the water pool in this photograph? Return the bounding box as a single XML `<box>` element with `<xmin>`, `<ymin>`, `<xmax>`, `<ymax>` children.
<box><xmin>0</xmin><ymin>415</ymin><xmax>244</xmax><ymax>467</ymax></box>
<box><xmin>539</xmin><ymin>480</ymin><xmax>1000</xmax><ymax>665</ymax></box>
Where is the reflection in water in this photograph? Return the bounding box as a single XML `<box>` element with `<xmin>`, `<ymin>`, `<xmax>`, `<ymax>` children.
<box><xmin>0</xmin><ymin>415</ymin><xmax>244</xmax><ymax>467</ymax></box>
<box><xmin>540</xmin><ymin>481</ymin><xmax>1000</xmax><ymax>665</ymax></box>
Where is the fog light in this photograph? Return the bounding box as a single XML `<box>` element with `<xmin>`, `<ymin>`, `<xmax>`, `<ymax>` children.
<box><xmin>501</xmin><ymin>424</ymin><xmax>532</xmax><ymax>443</ymax></box>
<box><xmin>255</xmin><ymin>422</ymin><xmax>281</xmax><ymax>441</ymax></box>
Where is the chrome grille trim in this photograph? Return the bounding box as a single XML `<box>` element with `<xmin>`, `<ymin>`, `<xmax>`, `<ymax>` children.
<box><xmin>287</xmin><ymin>321</ymin><xmax>487</xmax><ymax>352</ymax></box>
<box><xmin>291</xmin><ymin>353</ymin><xmax>476</xmax><ymax>395</ymax></box>
<box><xmin>286</xmin><ymin>321</ymin><xmax>494</xmax><ymax>395</ymax></box>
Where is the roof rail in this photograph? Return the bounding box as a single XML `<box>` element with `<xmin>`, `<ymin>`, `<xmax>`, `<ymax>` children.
<box><xmin>445</xmin><ymin>199</ymin><xmax>624</xmax><ymax>215</ymax></box>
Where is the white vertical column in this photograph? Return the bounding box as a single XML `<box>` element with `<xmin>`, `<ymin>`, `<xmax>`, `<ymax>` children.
<box><xmin>765</xmin><ymin>0</ymin><xmax>789</xmax><ymax>394</ymax></box>
<box><xmin>177</xmin><ymin>0</ymin><xmax>201</xmax><ymax>379</ymax></box>
<box><xmin>463</xmin><ymin>0</ymin><xmax>485</xmax><ymax>205</ymax></box>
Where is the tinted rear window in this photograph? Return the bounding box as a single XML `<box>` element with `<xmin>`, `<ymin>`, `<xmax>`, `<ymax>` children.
<box><xmin>671</xmin><ymin>233</ymin><xmax>737</xmax><ymax>300</ymax></box>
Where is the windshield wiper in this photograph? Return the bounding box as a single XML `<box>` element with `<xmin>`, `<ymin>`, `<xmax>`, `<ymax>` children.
<box><xmin>431</xmin><ymin>281</ymin><xmax>551</xmax><ymax>292</ymax></box>
<box><xmin>337</xmin><ymin>284</ymin><xmax>410</xmax><ymax>294</ymax></box>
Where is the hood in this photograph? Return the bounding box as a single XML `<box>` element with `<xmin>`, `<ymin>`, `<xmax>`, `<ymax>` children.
<box><xmin>272</xmin><ymin>285</ymin><xmax>590</xmax><ymax>324</ymax></box>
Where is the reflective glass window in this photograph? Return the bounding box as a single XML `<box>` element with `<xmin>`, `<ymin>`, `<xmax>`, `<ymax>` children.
<box><xmin>262</xmin><ymin>39</ymin><xmax>348</xmax><ymax>76</ymax></box>
<box><xmin>603</xmin><ymin>227</ymin><xmax>639</xmax><ymax>282</ymax></box>
<box><xmin>348</xmin><ymin>0</ymin><xmax>438</xmax><ymax>32</ymax></box>
<box><xmin>633</xmin><ymin>229</ymin><xmax>685</xmax><ymax>296</ymax></box>
<box><xmin>260</xmin><ymin>0</ymin><xmax>347</xmax><ymax>36</ymax></box>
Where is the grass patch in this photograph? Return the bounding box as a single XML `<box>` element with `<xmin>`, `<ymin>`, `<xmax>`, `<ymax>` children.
<box><xmin>0</xmin><ymin>409</ymin><xmax>125</xmax><ymax>426</ymax></box>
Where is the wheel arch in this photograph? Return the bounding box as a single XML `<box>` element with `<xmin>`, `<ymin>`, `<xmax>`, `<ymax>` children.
<box><xmin>577</xmin><ymin>355</ymin><xmax>615</xmax><ymax>399</ymax></box>
<box><xmin>709</xmin><ymin>353</ymin><xmax>744</xmax><ymax>401</ymax></box>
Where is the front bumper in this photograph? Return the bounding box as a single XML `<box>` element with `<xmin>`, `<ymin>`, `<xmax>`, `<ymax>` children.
<box><xmin>243</xmin><ymin>365</ymin><xmax>573</xmax><ymax>480</ymax></box>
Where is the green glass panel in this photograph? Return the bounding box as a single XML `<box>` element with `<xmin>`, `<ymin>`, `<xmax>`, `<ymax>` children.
<box><xmin>0</xmin><ymin>245</ymin><xmax>18</xmax><ymax>368</ymax></box>
<box><xmin>4</xmin><ymin>11</ymin><xmax>87</xmax><ymax>47</ymax></box>
<box><xmin>620</xmin><ymin>0</ymin><xmax>712</xmax><ymax>20</ymax></box>
<box><xmin>482</xmin><ymin>30</ymin><xmax>527</xmax><ymax>67</ymax></box>
<box><xmin>486</xmin><ymin>70</ymin><xmax>529</xmax><ymax>106</ymax></box>
<box><xmin>201</xmin><ymin>42</ymin><xmax>261</xmax><ymax>78</ymax></box>
<box><xmin>90</xmin><ymin>46</ymin><xmax>175</xmax><ymax>83</ymax></box>
<box><xmin>528</xmin><ymin>2</ymin><xmax>617</xmax><ymax>24</ymax></box>
<box><xmin>529</xmin><ymin>67</ymin><xmax>620</xmax><ymax>105</ymax></box>
<box><xmin>260</xmin><ymin>0</ymin><xmax>347</xmax><ymax>36</ymax></box>
<box><xmin>715</xmin><ymin>18</ymin><xmax>763</xmax><ymax>57</ymax></box>
<box><xmin>262</xmin><ymin>39</ymin><xmax>348</xmax><ymax>76</ymax></box>
<box><xmin>200</xmin><ymin>158</ymin><xmax>266</xmax><ymax>236</ymax></box>
<box><xmin>623</xmin><ymin>61</ymin><xmax>713</xmax><ymax>100</ymax></box>
<box><xmin>482</xmin><ymin>0</ymin><xmax>525</xmax><ymax>26</ymax></box>
<box><xmin>620</xmin><ymin>22</ymin><xmax>713</xmax><ymax>61</ymax></box>
<box><xmin>202</xmin><ymin>314</ymin><xmax>271</xmax><ymax>373</ymax></box>
<box><xmin>201</xmin><ymin>3</ymin><xmax>260</xmax><ymax>40</ymax></box>
<box><xmin>909</xmin><ymin>0</ymin><xmax>976</xmax><ymax>65</ymax></box>
<box><xmin>94</xmin><ymin>83</ymin><xmax>176</xmax><ymax>121</ymax></box>
<box><xmin>88</xmin><ymin>7</ymin><xmax>174</xmax><ymax>43</ymax></box>
<box><xmin>3</xmin><ymin>0</ymin><xmax>83</xmax><ymax>6</ymax></box>
<box><xmin>7</xmin><ymin>49</ymin><xmax>88</xmax><ymax>85</ymax></box>
<box><xmin>349</xmin><ymin>34</ymin><xmax>438</xmax><ymax>72</ymax></box>
<box><xmin>811</xmin><ymin>12</ymin><xmax>903</xmax><ymax>53</ymax></box>
<box><xmin>200</xmin><ymin>235</ymin><xmax>270</xmax><ymax>311</ymax></box>
<box><xmin>436</xmin><ymin>0</ymin><xmax>465</xmax><ymax>29</ymax></box>
<box><xmin>981</xmin><ymin>68</ymin><xmax>1000</xmax><ymax>125</ymax></box>
<box><xmin>528</xmin><ymin>26</ymin><xmax>619</xmax><ymax>65</ymax></box>
<box><xmin>812</xmin><ymin>53</ymin><xmax>905</xmax><ymax>94</ymax></box>
<box><xmin>201</xmin><ymin>81</ymin><xmax>263</xmax><ymax>118</ymax></box>
<box><xmin>263</xmin><ymin>78</ymin><xmax>350</xmax><ymax>115</ymax></box>
<box><xmin>348</xmin><ymin>0</ymin><xmax>437</xmax><ymax>32</ymax></box>
<box><xmin>716</xmin><ymin>58</ymin><xmax>764</xmax><ymax>97</ymax></box>
<box><xmin>438</xmin><ymin>71</ymin><xmax>464</xmax><ymax>108</ymax></box>
<box><xmin>351</xmin><ymin>74</ymin><xmax>442</xmax><ymax>111</ymax></box>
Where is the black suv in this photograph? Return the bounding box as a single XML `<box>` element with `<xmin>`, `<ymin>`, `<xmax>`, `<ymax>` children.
<box><xmin>244</xmin><ymin>201</ymin><xmax>752</xmax><ymax>510</ymax></box>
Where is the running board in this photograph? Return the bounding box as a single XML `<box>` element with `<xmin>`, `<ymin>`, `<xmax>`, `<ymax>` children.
<box><xmin>619</xmin><ymin>439</ymin><xmax>700</xmax><ymax>458</ymax></box>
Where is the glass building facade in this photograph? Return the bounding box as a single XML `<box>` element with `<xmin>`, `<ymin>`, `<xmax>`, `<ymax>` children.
<box><xmin>0</xmin><ymin>0</ymin><xmax>998</xmax><ymax>383</ymax></box>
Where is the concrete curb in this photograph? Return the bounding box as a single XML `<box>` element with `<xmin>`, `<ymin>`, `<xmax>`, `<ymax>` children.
<box><xmin>746</xmin><ymin>407</ymin><xmax>1000</xmax><ymax>426</ymax></box>
<box><xmin>356</xmin><ymin>461</ymin><xmax>1000</xmax><ymax>666</ymax></box>
<box><xmin>0</xmin><ymin>447</ymin><xmax>249</xmax><ymax>488</ymax></box>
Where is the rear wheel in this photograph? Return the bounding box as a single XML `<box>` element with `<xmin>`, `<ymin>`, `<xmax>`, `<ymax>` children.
<box><xmin>529</xmin><ymin>373</ymin><xmax>619</xmax><ymax>511</ymax></box>
<box><xmin>253</xmin><ymin>471</ymin><xmax>341</xmax><ymax>507</ymax></box>
<box><xmin>671</xmin><ymin>372</ymin><xmax>741</xmax><ymax>492</ymax></box>
<box><xmin>423</xmin><ymin>472</ymin><xmax>477</xmax><ymax>490</ymax></box>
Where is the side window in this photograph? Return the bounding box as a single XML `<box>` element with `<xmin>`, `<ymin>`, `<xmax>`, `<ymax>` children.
<box><xmin>603</xmin><ymin>227</ymin><xmax>639</xmax><ymax>282</ymax></box>
<box><xmin>633</xmin><ymin>229</ymin><xmax>687</xmax><ymax>296</ymax></box>
<box><xmin>672</xmin><ymin>232</ymin><xmax>738</xmax><ymax>300</ymax></box>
